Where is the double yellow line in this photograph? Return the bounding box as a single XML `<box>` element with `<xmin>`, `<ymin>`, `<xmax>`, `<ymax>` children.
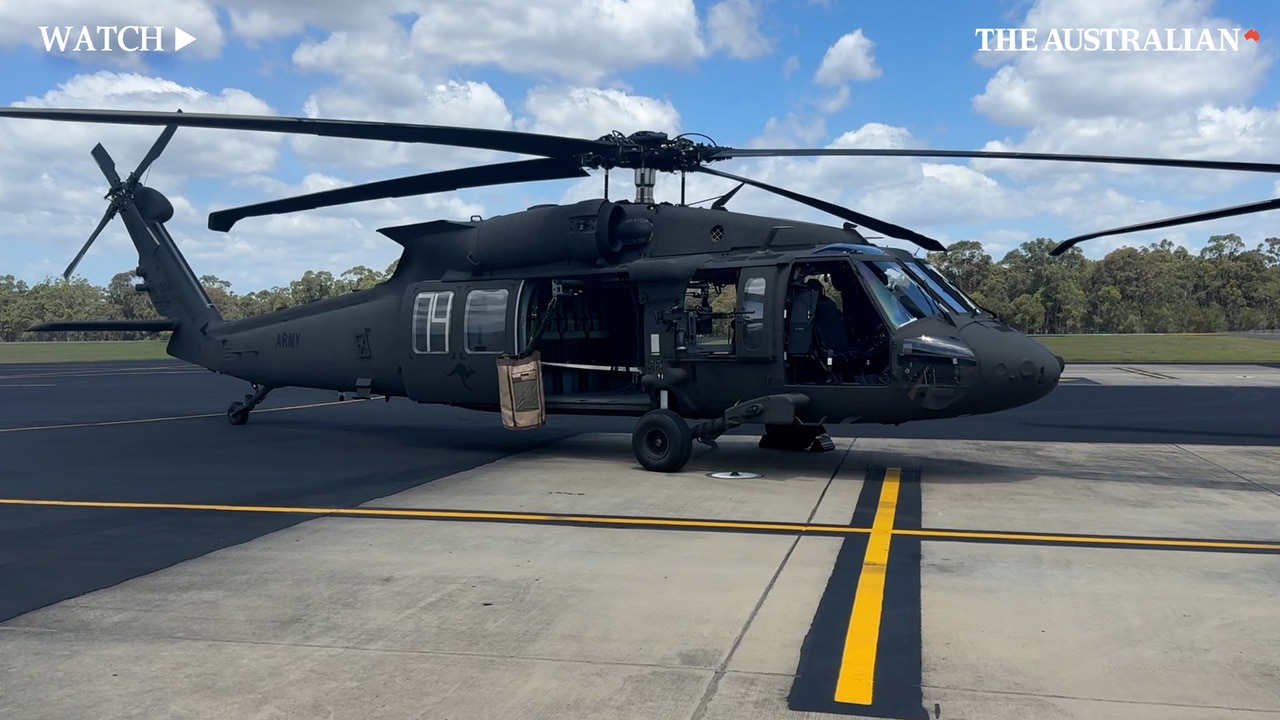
<box><xmin>834</xmin><ymin>467</ymin><xmax>900</xmax><ymax>705</ymax></box>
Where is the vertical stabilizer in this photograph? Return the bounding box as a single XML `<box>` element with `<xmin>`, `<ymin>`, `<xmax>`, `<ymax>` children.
<box><xmin>63</xmin><ymin>123</ymin><xmax>224</xmax><ymax>363</ymax></box>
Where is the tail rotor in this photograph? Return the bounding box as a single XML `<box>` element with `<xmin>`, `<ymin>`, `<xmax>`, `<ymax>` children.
<box><xmin>63</xmin><ymin>117</ymin><xmax>179</xmax><ymax>279</ymax></box>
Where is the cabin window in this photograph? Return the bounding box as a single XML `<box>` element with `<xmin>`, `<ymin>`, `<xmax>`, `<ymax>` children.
<box><xmin>740</xmin><ymin>276</ymin><xmax>767</xmax><ymax>351</ymax></box>
<box><xmin>465</xmin><ymin>288</ymin><xmax>509</xmax><ymax>353</ymax></box>
<box><xmin>412</xmin><ymin>291</ymin><xmax>452</xmax><ymax>354</ymax></box>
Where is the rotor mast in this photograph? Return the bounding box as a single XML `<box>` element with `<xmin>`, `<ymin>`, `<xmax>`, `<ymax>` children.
<box><xmin>634</xmin><ymin>167</ymin><xmax>657</xmax><ymax>204</ymax></box>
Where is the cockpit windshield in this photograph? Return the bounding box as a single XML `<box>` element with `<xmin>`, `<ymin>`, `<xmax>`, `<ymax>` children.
<box><xmin>857</xmin><ymin>260</ymin><xmax>944</xmax><ymax>328</ymax></box>
<box><xmin>900</xmin><ymin>260</ymin><xmax>973</xmax><ymax>314</ymax></box>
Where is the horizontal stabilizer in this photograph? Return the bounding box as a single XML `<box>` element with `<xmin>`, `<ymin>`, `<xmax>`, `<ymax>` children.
<box><xmin>377</xmin><ymin>219</ymin><xmax>476</xmax><ymax>246</ymax></box>
<box><xmin>28</xmin><ymin>319</ymin><xmax>177</xmax><ymax>332</ymax></box>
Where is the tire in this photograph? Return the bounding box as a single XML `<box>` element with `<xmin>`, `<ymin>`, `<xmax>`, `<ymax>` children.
<box><xmin>632</xmin><ymin>409</ymin><xmax>693</xmax><ymax>472</ymax></box>
<box><xmin>227</xmin><ymin>401</ymin><xmax>250</xmax><ymax>426</ymax></box>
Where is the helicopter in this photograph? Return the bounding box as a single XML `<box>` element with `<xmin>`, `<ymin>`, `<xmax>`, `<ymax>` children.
<box><xmin>3</xmin><ymin>108</ymin><xmax>1278</xmax><ymax>472</ymax></box>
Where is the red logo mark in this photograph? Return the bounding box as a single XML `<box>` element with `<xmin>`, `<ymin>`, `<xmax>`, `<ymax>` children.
<box><xmin>1245</xmin><ymin>28</ymin><xmax>1260</xmax><ymax>42</ymax></box>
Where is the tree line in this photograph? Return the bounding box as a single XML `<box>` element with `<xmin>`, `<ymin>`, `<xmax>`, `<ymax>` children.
<box><xmin>927</xmin><ymin>234</ymin><xmax>1280</xmax><ymax>334</ymax></box>
<box><xmin>0</xmin><ymin>262</ymin><xmax>397</xmax><ymax>342</ymax></box>
<box><xmin>2</xmin><ymin>234</ymin><xmax>1279</xmax><ymax>341</ymax></box>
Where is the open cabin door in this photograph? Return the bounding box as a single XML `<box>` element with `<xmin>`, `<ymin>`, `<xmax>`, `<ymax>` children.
<box><xmin>400</xmin><ymin>280</ymin><xmax>522</xmax><ymax>406</ymax></box>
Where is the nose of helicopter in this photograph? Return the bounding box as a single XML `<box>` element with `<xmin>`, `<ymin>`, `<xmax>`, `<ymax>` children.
<box><xmin>961</xmin><ymin>322</ymin><xmax>1062</xmax><ymax>411</ymax></box>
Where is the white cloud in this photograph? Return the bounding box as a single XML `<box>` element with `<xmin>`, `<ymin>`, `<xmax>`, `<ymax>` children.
<box><xmin>292</xmin><ymin>80</ymin><xmax>516</xmax><ymax>172</ymax></box>
<box><xmin>407</xmin><ymin>0</ymin><xmax>707</xmax><ymax>83</ymax></box>
<box><xmin>223</xmin><ymin>0</ymin><xmax>713</xmax><ymax>84</ymax></box>
<box><xmin>831</xmin><ymin>122</ymin><xmax>915</xmax><ymax>149</ymax></box>
<box><xmin>818</xmin><ymin>86</ymin><xmax>850</xmax><ymax>114</ymax></box>
<box><xmin>518</xmin><ymin>87</ymin><xmax>680</xmax><ymax>139</ymax></box>
<box><xmin>813</xmin><ymin>30</ymin><xmax>881</xmax><ymax>85</ymax></box>
<box><xmin>753</xmin><ymin>113</ymin><xmax>827</xmax><ymax>147</ymax></box>
<box><xmin>782</xmin><ymin>55</ymin><xmax>801</xmax><ymax>78</ymax></box>
<box><xmin>706</xmin><ymin>0</ymin><xmax>771</xmax><ymax>59</ymax></box>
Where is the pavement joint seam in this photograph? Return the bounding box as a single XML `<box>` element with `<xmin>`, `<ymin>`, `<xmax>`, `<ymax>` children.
<box><xmin>920</xmin><ymin>684</ymin><xmax>1280</xmax><ymax>714</ymax></box>
<box><xmin>0</xmin><ymin>624</ymin><xmax>736</xmax><ymax>673</ymax></box>
<box><xmin>685</xmin><ymin>439</ymin><xmax>854</xmax><ymax>720</ymax></box>
<box><xmin>1172</xmin><ymin>443</ymin><xmax>1280</xmax><ymax>500</ymax></box>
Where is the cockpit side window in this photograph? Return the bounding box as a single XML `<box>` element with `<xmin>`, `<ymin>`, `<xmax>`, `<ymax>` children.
<box><xmin>916</xmin><ymin>262</ymin><xmax>979</xmax><ymax>312</ymax></box>
<box><xmin>903</xmin><ymin>261</ymin><xmax>970</xmax><ymax>314</ymax></box>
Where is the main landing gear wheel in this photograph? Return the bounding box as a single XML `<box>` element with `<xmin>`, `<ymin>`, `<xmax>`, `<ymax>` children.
<box><xmin>632</xmin><ymin>409</ymin><xmax>694</xmax><ymax>473</ymax></box>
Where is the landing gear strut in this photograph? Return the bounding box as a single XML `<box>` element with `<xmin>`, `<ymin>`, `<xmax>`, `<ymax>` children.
<box><xmin>758</xmin><ymin>422</ymin><xmax>835</xmax><ymax>452</ymax></box>
<box><xmin>227</xmin><ymin>384</ymin><xmax>274</xmax><ymax>426</ymax></box>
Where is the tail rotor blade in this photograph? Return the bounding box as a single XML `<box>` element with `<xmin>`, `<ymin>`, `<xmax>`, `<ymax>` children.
<box><xmin>64</xmin><ymin>207</ymin><xmax>116</xmax><ymax>279</ymax></box>
<box><xmin>90</xmin><ymin>143</ymin><xmax>121</xmax><ymax>186</ymax></box>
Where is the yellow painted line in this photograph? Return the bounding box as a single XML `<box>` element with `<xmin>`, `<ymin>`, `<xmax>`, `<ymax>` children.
<box><xmin>0</xmin><ymin>496</ymin><xmax>874</xmax><ymax>536</ymax></box>
<box><xmin>5</xmin><ymin>489</ymin><xmax>1274</xmax><ymax>555</ymax></box>
<box><xmin>835</xmin><ymin>467</ymin><xmax>900</xmax><ymax>706</ymax></box>
<box><xmin>897</xmin><ymin>528</ymin><xmax>1280</xmax><ymax>552</ymax></box>
<box><xmin>0</xmin><ymin>398</ymin><xmax>369</xmax><ymax>433</ymax></box>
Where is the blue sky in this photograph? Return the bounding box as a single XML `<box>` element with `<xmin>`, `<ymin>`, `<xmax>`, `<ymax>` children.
<box><xmin>1</xmin><ymin>0</ymin><xmax>1277</xmax><ymax>291</ymax></box>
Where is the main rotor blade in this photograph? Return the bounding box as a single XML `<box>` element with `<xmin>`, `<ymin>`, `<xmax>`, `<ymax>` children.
<box><xmin>707</xmin><ymin>147</ymin><xmax>1280</xmax><ymax>174</ymax></box>
<box><xmin>132</xmin><ymin>120</ymin><xmax>179</xmax><ymax>180</ymax></box>
<box><xmin>0</xmin><ymin>108</ymin><xmax>603</xmax><ymax>159</ymax></box>
<box><xmin>208</xmin><ymin>158</ymin><xmax>588</xmax><ymax>232</ymax></box>
<box><xmin>695</xmin><ymin>165</ymin><xmax>947</xmax><ymax>252</ymax></box>
<box><xmin>710</xmin><ymin>182</ymin><xmax>744</xmax><ymax>210</ymax></box>
<box><xmin>1051</xmin><ymin>197</ymin><xmax>1280</xmax><ymax>256</ymax></box>
<box><xmin>64</xmin><ymin>207</ymin><xmax>116</xmax><ymax>279</ymax></box>
<box><xmin>90</xmin><ymin>143</ymin><xmax>121</xmax><ymax>186</ymax></box>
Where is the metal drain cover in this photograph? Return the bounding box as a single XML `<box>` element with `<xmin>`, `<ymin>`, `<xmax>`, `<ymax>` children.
<box><xmin>708</xmin><ymin>471</ymin><xmax>763</xmax><ymax>479</ymax></box>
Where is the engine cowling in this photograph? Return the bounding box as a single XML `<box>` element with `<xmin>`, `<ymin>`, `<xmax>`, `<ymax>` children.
<box><xmin>465</xmin><ymin>199</ymin><xmax>652</xmax><ymax>271</ymax></box>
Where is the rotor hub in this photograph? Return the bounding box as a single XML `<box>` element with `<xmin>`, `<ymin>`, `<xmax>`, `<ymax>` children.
<box><xmin>582</xmin><ymin>130</ymin><xmax>719</xmax><ymax>173</ymax></box>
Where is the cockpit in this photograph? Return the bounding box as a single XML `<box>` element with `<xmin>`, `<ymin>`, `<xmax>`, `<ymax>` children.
<box><xmin>856</xmin><ymin>260</ymin><xmax>945</xmax><ymax>328</ymax></box>
<box><xmin>813</xmin><ymin>243</ymin><xmax>980</xmax><ymax>324</ymax></box>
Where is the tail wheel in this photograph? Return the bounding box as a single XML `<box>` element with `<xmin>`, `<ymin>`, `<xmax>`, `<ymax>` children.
<box><xmin>632</xmin><ymin>409</ymin><xmax>694</xmax><ymax>472</ymax></box>
<box><xmin>227</xmin><ymin>401</ymin><xmax>250</xmax><ymax>426</ymax></box>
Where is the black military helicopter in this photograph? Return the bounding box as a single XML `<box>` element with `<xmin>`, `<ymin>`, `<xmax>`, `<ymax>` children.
<box><xmin>3</xmin><ymin>108</ymin><xmax>1278</xmax><ymax>472</ymax></box>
